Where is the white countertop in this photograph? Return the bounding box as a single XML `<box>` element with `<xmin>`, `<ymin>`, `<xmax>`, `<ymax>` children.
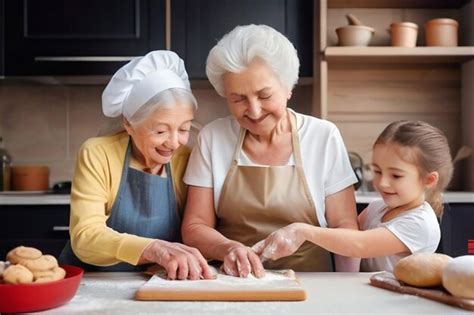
<box><xmin>1</xmin><ymin>191</ymin><xmax>473</xmax><ymax>206</ymax></box>
<box><xmin>0</xmin><ymin>193</ymin><xmax>70</xmax><ymax>205</ymax></box>
<box><xmin>29</xmin><ymin>272</ymin><xmax>472</xmax><ymax>314</ymax></box>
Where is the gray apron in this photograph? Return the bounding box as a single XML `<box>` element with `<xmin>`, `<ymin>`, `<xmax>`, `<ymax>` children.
<box><xmin>59</xmin><ymin>140</ymin><xmax>181</xmax><ymax>271</ymax></box>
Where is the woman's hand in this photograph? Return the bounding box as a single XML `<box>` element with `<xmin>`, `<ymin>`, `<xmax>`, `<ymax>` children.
<box><xmin>221</xmin><ymin>243</ymin><xmax>265</xmax><ymax>278</ymax></box>
<box><xmin>140</xmin><ymin>240</ymin><xmax>214</xmax><ymax>280</ymax></box>
<box><xmin>252</xmin><ymin>223</ymin><xmax>307</xmax><ymax>262</ymax></box>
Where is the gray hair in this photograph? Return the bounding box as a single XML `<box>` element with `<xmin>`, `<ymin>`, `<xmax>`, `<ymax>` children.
<box><xmin>128</xmin><ymin>88</ymin><xmax>197</xmax><ymax>127</ymax></box>
<box><xmin>206</xmin><ymin>24</ymin><xmax>300</xmax><ymax>97</ymax></box>
<box><xmin>97</xmin><ymin>88</ymin><xmax>197</xmax><ymax>136</ymax></box>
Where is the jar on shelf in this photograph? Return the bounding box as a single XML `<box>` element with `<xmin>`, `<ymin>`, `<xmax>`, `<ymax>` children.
<box><xmin>425</xmin><ymin>18</ymin><xmax>459</xmax><ymax>46</ymax></box>
<box><xmin>390</xmin><ymin>22</ymin><xmax>418</xmax><ymax>47</ymax></box>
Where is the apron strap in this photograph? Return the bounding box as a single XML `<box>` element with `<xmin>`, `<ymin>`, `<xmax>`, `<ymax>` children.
<box><xmin>233</xmin><ymin>127</ymin><xmax>247</xmax><ymax>162</ymax></box>
<box><xmin>288</xmin><ymin>108</ymin><xmax>303</xmax><ymax>168</ymax></box>
<box><xmin>288</xmin><ymin>108</ymin><xmax>316</xmax><ymax>206</ymax></box>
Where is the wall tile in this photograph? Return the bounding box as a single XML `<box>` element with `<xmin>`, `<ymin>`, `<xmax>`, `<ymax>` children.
<box><xmin>0</xmin><ymin>83</ymin><xmax>317</xmax><ymax>185</ymax></box>
<box><xmin>0</xmin><ymin>85</ymin><xmax>68</xmax><ymax>164</ymax></box>
<box><xmin>68</xmin><ymin>85</ymin><xmax>109</xmax><ymax>160</ymax></box>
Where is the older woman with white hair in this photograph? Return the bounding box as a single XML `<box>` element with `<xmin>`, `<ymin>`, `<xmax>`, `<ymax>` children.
<box><xmin>59</xmin><ymin>51</ymin><xmax>213</xmax><ymax>280</ymax></box>
<box><xmin>182</xmin><ymin>25</ymin><xmax>359</xmax><ymax>277</ymax></box>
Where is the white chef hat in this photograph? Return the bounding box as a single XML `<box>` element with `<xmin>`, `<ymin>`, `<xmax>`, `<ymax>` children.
<box><xmin>102</xmin><ymin>50</ymin><xmax>191</xmax><ymax>119</ymax></box>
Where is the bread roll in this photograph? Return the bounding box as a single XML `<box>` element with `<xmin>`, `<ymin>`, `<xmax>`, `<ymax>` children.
<box><xmin>442</xmin><ymin>255</ymin><xmax>474</xmax><ymax>299</ymax></box>
<box><xmin>3</xmin><ymin>264</ymin><xmax>34</xmax><ymax>284</ymax></box>
<box><xmin>34</xmin><ymin>266</ymin><xmax>66</xmax><ymax>283</ymax></box>
<box><xmin>6</xmin><ymin>246</ymin><xmax>42</xmax><ymax>264</ymax></box>
<box><xmin>22</xmin><ymin>254</ymin><xmax>58</xmax><ymax>271</ymax></box>
<box><xmin>394</xmin><ymin>253</ymin><xmax>452</xmax><ymax>287</ymax></box>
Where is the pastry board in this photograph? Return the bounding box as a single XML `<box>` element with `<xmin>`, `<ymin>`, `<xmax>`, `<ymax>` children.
<box><xmin>135</xmin><ymin>268</ymin><xmax>306</xmax><ymax>301</ymax></box>
<box><xmin>370</xmin><ymin>272</ymin><xmax>474</xmax><ymax>311</ymax></box>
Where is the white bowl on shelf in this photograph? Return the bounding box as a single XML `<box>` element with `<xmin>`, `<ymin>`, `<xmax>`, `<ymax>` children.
<box><xmin>336</xmin><ymin>25</ymin><xmax>374</xmax><ymax>46</ymax></box>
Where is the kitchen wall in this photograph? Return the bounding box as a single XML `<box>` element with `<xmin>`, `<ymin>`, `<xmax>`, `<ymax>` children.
<box><xmin>0</xmin><ymin>82</ymin><xmax>312</xmax><ymax>186</ymax></box>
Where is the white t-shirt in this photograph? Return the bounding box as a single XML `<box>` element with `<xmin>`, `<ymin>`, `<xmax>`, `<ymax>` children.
<box><xmin>183</xmin><ymin>110</ymin><xmax>357</xmax><ymax>227</ymax></box>
<box><xmin>360</xmin><ymin>199</ymin><xmax>441</xmax><ymax>272</ymax></box>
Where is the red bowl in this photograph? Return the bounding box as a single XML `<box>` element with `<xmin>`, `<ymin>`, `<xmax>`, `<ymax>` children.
<box><xmin>0</xmin><ymin>265</ymin><xmax>83</xmax><ymax>313</ymax></box>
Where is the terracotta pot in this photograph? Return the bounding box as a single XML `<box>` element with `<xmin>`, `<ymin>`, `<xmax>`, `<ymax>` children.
<box><xmin>11</xmin><ymin>165</ymin><xmax>50</xmax><ymax>191</ymax></box>
<box><xmin>336</xmin><ymin>25</ymin><xmax>374</xmax><ymax>46</ymax></box>
<box><xmin>425</xmin><ymin>18</ymin><xmax>458</xmax><ymax>46</ymax></box>
<box><xmin>390</xmin><ymin>22</ymin><xmax>418</xmax><ymax>47</ymax></box>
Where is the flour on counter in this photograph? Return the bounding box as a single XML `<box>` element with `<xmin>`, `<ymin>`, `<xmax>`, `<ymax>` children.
<box><xmin>142</xmin><ymin>266</ymin><xmax>300</xmax><ymax>290</ymax></box>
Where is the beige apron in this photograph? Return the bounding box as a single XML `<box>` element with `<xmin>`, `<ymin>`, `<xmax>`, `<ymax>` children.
<box><xmin>217</xmin><ymin>109</ymin><xmax>333</xmax><ymax>271</ymax></box>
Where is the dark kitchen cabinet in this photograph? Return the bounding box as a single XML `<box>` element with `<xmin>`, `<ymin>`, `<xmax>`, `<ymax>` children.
<box><xmin>4</xmin><ymin>0</ymin><xmax>166</xmax><ymax>75</ymax></box>
<box><xmin>0</xmin><ymin>0</ymin><xmax>4</xmax><ymax>77</ymax></box>
<box><xmin>171</xmin><ymin>0</ymin><xmax>313</xmax><ymax>79</ymax></box>
<box><xmin>0</xmin><ymin>205</ymin><xmax>70</xmax><ymax>259</ymax></box>
<box><xmin>440</xmin><ymin>203</ymin><xmax>474</xmax><ymax>257</ymax></box>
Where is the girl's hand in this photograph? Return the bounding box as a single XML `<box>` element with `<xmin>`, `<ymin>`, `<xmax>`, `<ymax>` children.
<box><xmin>140</xmin><ymin>240</ymin><xmax>214</xmax><ymax>280</ymax></box>
<box><xmin>221</xmin><ymin>244</ymin><xmax>265</xmax><ymax>278</ymax></box>
<box><xmin>252</xmin><ymin>223</ymin><xmax>307</xmax><ymax>262</ymax></box>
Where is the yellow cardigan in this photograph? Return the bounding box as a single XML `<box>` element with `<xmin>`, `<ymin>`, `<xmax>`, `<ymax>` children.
<box><xmin>69</xmin><ymin>131</ymin><xmax>190</xmax><ymax>266</ymax></box>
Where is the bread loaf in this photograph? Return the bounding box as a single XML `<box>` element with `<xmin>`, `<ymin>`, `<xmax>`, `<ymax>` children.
<box><xmin>442</xmin><ymin>255</ymin><xmax>474</xmax><ymax>299</ymax></box>
<box><xmin>394</xmin><ymin>253</ymin><xmax>452</xmax><ymax>287</ymax></box>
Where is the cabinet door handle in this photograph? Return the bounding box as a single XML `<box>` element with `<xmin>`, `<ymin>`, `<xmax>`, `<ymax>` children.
<box><xmin>52</xmin><ymin>226</ymin><xmax>69</xmax><ymax>231</ymax></box>
<box><xmin>34</xmin><ymin>56</ymin><xmax>137</xmax><ymax>62</ymax></box>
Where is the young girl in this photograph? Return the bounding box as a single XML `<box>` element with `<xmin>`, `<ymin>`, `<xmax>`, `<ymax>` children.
<box><xmin>253</xmin><ymin>120</ymin><xmax>454</xmax><ymax>272</ymax></box>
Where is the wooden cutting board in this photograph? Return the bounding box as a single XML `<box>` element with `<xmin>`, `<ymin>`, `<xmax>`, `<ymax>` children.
<box><xmin>370</xmin><ymin>272</ymin><xmax>474</xmax><ymax>311</ymax></box>
<box><xmin>135</xmin><ymin>268</ymin><xmax>306</xmax><ymax>301</ymax></box>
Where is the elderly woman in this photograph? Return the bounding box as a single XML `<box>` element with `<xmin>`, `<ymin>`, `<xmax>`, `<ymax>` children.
<box><xmin>59</xmin><ymin>51</ymin><xmax>213</xmax><ymax>280</ymax></box>
<box><xmin>182</xmin><ymin>25</ymin><xmax>359</xmax><ymax>277</ymax></box>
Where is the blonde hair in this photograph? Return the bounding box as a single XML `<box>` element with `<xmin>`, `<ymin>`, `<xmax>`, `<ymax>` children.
<box><xmin>374</xmin><ymin>121</ymin><xmax>453</xmax><ymax>216</ymax></box>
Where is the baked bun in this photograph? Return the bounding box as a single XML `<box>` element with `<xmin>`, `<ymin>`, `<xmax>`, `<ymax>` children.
<box><xmin>442</xmin><ymin>255</ymin><xmax>474</xmax><ymax>299</ymax></box>
<box><xmin>22</xmin><ymin>254</ymin><xmax>58</xmax><ymax>271</ymax></box>
<box><xmin>34</xmin><ymin>267</ymin><xmax>66</xmax><ymax>283</ymax></box>
<box><xmin>3</xmin><ymin>246</ymin><xmax>66</xmax><ymax>285</ymax></box>
<box><xmin>3</xmin><ymin>264</ymin><xmax>34</xmax><ymax>284</ymax></box>
<box><xmin>394</xmin><ymin>253</ymin><xmax>452</xmax><ymax>287</ymax></box>
<box><xmin>6</xmin><ymin>246</ymin><xmax>42</xmax><ymax>264</ymax></box>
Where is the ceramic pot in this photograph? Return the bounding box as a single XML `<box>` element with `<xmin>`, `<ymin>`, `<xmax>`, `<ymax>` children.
<box><xmin>390</xmin><ymin>22</ymin><xmax>418</xmax><ymax>47</ymax></box>
<box><xmin>336</xmin><ymin>25</ymin><xmax>374</xmax><ymax>46</ymax></box>
<box><xmin>11</xmin><ymin>165</ymin><xmax>50</xmax><ymax>191</ymax></box>
<box><xmin>425</xmin><ymin>18</ymin><xmax>458</xmax><ymax>46</ymax></box>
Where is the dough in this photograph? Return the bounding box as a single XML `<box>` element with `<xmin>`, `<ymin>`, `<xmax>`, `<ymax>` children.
<box><xmin>393</xmin><ymin>252</ymin><xmax>452</xmax><ymax>287</ymax></box>
<box><xmin>3</xmin><ymin>264</ymin><xmax>34</xmax><ymax>284</ymax></box>
<box><xmin>34</xmin><ymin>267</ymin><xmax>66</xmax><ymax>283</ymax></box>
<box><xmin>6</xmin><ymin>246</ymin><xmax>42</xmax><ymax>264</ymax></box>
<box><xmin>442</xmin><ymin>255</ymin><xmax>474</xmax><ymax>299</ymax></box>
<box><xmin>22</xmin><ymin>254</ymin><xmax>58</xmax><ymax>271</ymax></box>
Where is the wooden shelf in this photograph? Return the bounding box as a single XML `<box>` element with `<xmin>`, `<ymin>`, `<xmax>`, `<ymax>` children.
<box><xmin>328</xmin><ymin>0</ymin><xmax>469</xmax><ymax>8</ymax></box>
<box><xmin>324</xmin><ymin>46</ymin><xmax>474</xmax><ymax>63</ymax></box>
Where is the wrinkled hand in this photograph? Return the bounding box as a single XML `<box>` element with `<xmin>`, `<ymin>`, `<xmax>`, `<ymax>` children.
<box><xmin>221</xmin><ymin>243</ymin><xmax>265</xmax><ymax>278</ymax></box>
<box><xmin>140</xmin><ymin>240</ymin><xmax>214</xmax><ymax>280</ymax></box>
<box><xmin>252</xmin><ymin>223</ymin><xmax>307</xmax><ymax>262</ymax></box>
